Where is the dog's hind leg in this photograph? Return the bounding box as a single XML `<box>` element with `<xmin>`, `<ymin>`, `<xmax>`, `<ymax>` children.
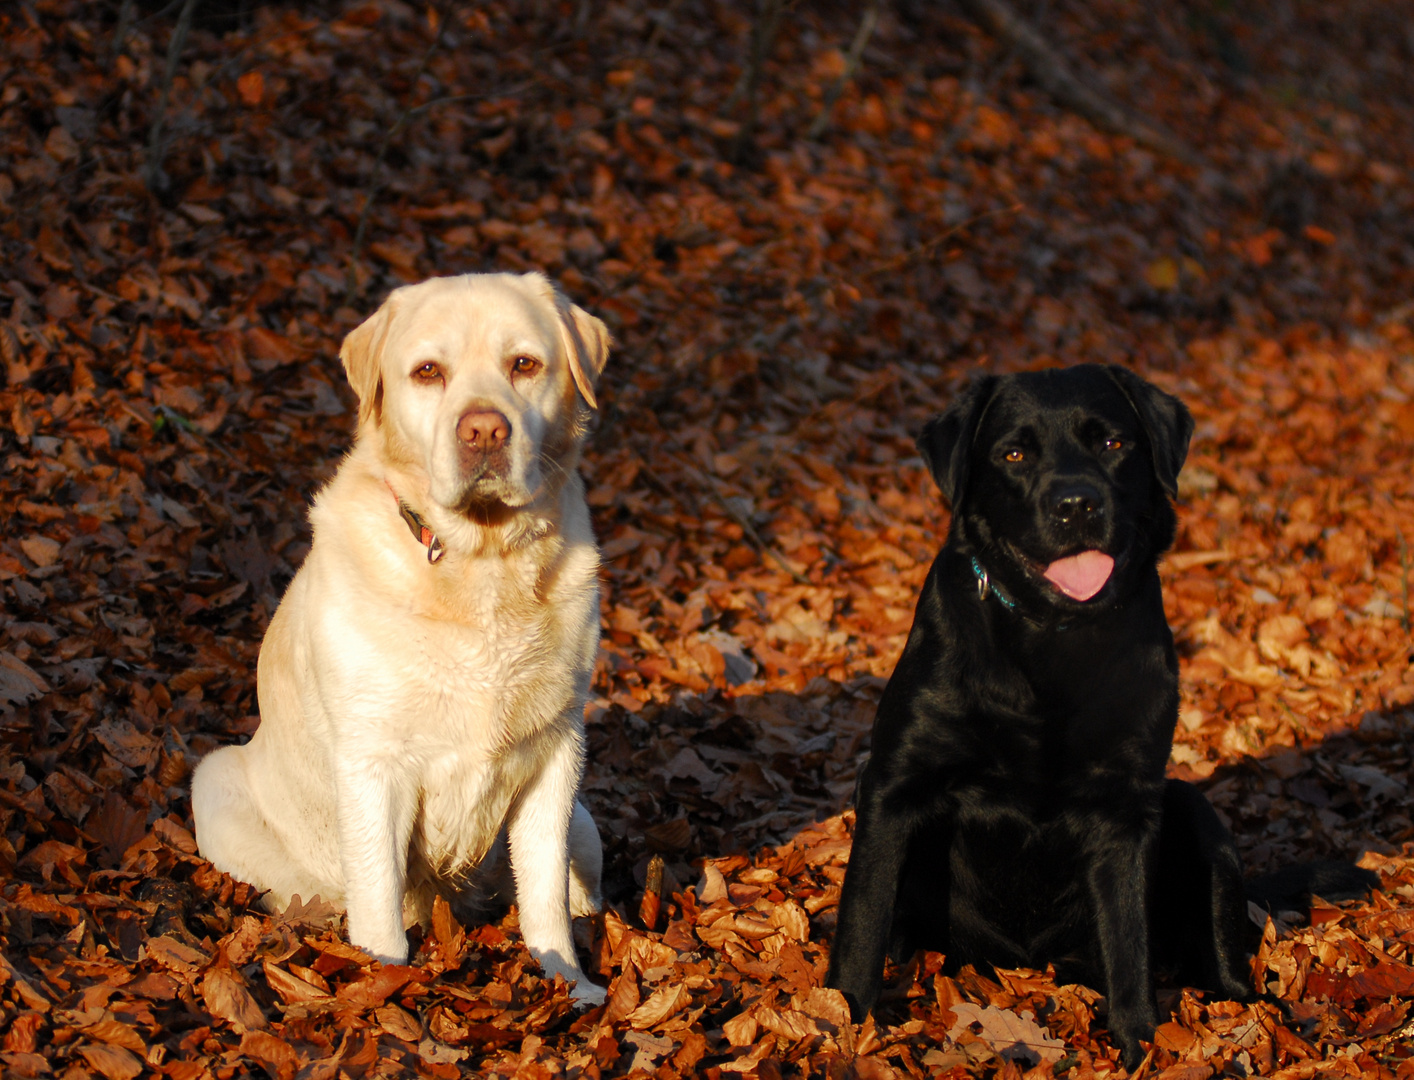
<box><xmin>191</xmin><ymin>746</ymin><xmax>341</xmax><ymax>913</ymax></box>
<box><xmin>1152</xmin><ymin>779</ymin><xmax>1251</xmax><ymax>1001</ymax></box>
<box><xmin>890</xmin><ymin>834</ymin><xmax>951</xmax><ymax>963</ymax></box>
<box><xmin>1246</xmin><ymin>861</ymin><xmax>1381</xmax><ymax>912</ymax></box>
<box><xmin>567</xmin><ymin>799</ymin><xmax>603</xmax><ymax>917</ymax></box>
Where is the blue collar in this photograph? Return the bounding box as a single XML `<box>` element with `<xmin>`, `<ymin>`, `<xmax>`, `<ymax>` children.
<box><xmin>970</xmin><ymin>555</ymin><xmax>1071</xmax><ymax>630</ymax></box>
<box><xmin>970</xmin><ymin>556</ymin><xmax>1017</xmax><ymax>610</ymax></box>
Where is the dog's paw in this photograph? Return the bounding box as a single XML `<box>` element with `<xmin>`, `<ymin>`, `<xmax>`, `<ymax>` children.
<box><xmin>569</xmin><ymin>890</ymin><xmax>603</xmax><ymax>918</ymax></box>
<box><xmin>352</xmin><ymin>934</ymin><xmax>409</xmax><ymax>967</ymax></box>
<box><xmin>1113</xmin><ymin>1024</ymin><xmax>1154</xmax><ymax>1072</ymax></box>
<box><xmin>570</xmin><ymin>978</ymin><xmax>608</xmax><ymax>1007</ymax></box>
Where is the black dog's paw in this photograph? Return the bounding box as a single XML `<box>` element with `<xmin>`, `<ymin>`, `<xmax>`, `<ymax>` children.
<box><xmin>1113</xmin><ymin>1024</ymin><xmax>1154</xmax><ymax>1072</ymax></box>
<box><xmin>1216</xmin><ymin>970</ymin><xmax>1255</xmax><ymax>1004</ymax></box>
<box><xmin>828</xmin><ymin>983</ymin><xmax>870</xmax><ymax>1025</ymax></box>
<box><xmin>1108</xmin><ymin>1004</ymin><xmax>1157</xmax><ymax>1072</ymax></box>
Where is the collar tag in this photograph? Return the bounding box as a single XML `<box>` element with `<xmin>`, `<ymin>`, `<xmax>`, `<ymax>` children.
<box><xmin>389</xmin><ymin>482</ymin><xmax>445</xmax><ymax>564</ymax></box>
<box><xmin>970</xmin><ymin>556</ymin><xmax>1016</xmax><ymax>611</ymax></box>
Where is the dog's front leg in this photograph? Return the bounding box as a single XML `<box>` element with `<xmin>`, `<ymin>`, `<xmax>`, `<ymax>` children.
<box><xmin>335</xmin><ymin>758</ymin><xmax>418</xmax><ymax>965</ymax></box>
<box><xmin>826</xmin><ymin>768</ymin><xmax>915</xmax><ymax>1022</ymax></box>
<box><xmin>1086</xmin><ymin>821</ymin><xmax>1161</xmax><ymax>1070</ymax></box>
<box><xmin>506</xmin><ymin>736</ymin><xmax>604</xmax><ymax>1004</ymax></box>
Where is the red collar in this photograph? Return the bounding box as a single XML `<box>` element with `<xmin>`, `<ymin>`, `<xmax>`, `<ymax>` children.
<box><xmin>385</xmin><ymin>482</ymin><xmax>445</xmax><ymax>563</ymax></box>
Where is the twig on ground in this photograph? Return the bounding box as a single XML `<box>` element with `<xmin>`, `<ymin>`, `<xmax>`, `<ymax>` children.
<box><xmin>644</xmin><ymin>0</ymin><xmax>687</xmax><ymax>51</ymax></box>
<box><xmin>1398</xmin><ymin>528</ymin><xmax>1410</xmax><ymax>633</ymax></box>
<box><xmin>650</xmin><ymin>439</ymin><xmax>810</xmax><ymax>586</ymax></box>
<box><xmin>143</xmin><ymin>0</ymin><xmax>201</xmax><ymax>194</ymax></box>
<box><xmin>106</xmin><ymin>0</ymin><xmax>137</xmax><ymax>66</ymax></box>
<box><xmin>862</xmin><ymin>202</ymin><xmax>1025</xmax><ymax>277</ymax></box>
<box><xmin>955</xmin><ymin>0</ymin><xmax>1202</xmax><ymax>165</ymax></box>
<box><xmin>728</xmin><ymin>0</ymin><xmax>787</xmax><ymax>164</ymax></box>
<box><xmin>808</xmin><ymin>0</ymin><xmax>881</xmax><ymax>139</ymax></box>
<box><xmin>673</xmin><ymin>451</ymin><xmax>810</xmax><ymax>585</ymax></box>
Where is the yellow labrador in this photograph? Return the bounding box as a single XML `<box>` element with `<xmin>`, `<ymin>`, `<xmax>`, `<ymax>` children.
<box><xmin>192</xmin><ymin>273</ymin><xmax>610</xmax><ymax>1002</ymax></box>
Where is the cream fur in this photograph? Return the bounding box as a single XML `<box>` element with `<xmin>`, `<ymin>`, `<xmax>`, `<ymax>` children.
<box><xmin>191</xmin><ymin>273</ymin><xmax>611</xmax><ymax>1003</ymax></box>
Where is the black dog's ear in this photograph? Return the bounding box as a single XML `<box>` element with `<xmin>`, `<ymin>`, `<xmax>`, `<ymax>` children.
<box><xmin>916</xmin><ymin>376</ymin><xmax>998</xmax><ymax>508</ymax></box>
<box><xmin>1104</xmin><ymin>366</ymin><xmax>1194</xmax><ymax>498</ymax></box>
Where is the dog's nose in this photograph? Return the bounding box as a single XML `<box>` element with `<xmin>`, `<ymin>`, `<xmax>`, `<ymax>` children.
<box><xmin>457</xmin><ymin>409</ymin><xmax>510</xmax><ymax>450</ymax></box>
<box><xmin>1049</xmin><ymin>484</ymin><xmax>1102</xmax><ymax>523</ymax></box>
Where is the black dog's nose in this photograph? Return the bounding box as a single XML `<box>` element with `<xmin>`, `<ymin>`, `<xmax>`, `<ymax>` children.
<box><xmin>1048</xmin><ymin>483</ymin><xmax>1103</xmax><ymax>523</ymax></box>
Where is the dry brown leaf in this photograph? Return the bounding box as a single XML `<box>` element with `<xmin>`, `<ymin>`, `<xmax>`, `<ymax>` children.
<box><xmin>202</xmin><ymin>961</ymin><xmax>268</xmax><ymax>1033</ymax></box>
<box><xmin>602</xmin><ymin>969</ymin><xmax>641</xmax><ymax>1024</ymax></box>
<box><xmin>83</xmin><ymin>1019</ymin><xmax>144</xmax><ymax>1054</ymax></box>
<box><xmin>723</xmin><ymin>1011</ymin><xmax>758</xmax><ymax>1047</ymax></box>
<box><xmin>947</xmin><ymin>1002</ymin><xmax>1065</xmax><ymax>1065</ymax></box>
<box><xmin>626</xmin><ymin>983</ymin><xmax>691</xmax><ymax>1030</ymax></box>
<box><xmin>263</xmin><ymin>961</ymin><xmax>332</xmax><ymax>1006</ymax></box>
<box><xmin>240</xmin><ymin>1030</ymin><xmax>298</xmax><ymax>1074</ymax></box>
<box><xmin>144</xmin><ymin>935</ymin><xmax>211</xmax><ymax>974</ymax></box>
<box><xmin>0</xmin><ymin>652</ymin><xmax>50</xmax><ymax>707</ymax></box>
<box><xmin>755</xmin><ymin>1005</ymin><xmax>819</xmax><ymax>1041</ymax></box>
<box><xmin>77</xmin><ymin>1043</ymin><xmax>143</xmax><ymax>1080</ymax></box>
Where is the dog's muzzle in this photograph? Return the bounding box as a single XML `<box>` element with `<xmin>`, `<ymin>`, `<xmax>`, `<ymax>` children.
<box><xmin>1046</xmin><ymin>481</ymin><xmax>1104</xmax><ymax>526</ymax></box>
<box><xmin>456</xmin><ymin>407</ymin><xmax>512</xmax><ymax>483</ymax></box>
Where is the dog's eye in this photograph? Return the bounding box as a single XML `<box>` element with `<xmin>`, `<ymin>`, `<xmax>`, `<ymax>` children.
<box><xmin>1104</xmin><ymin>438</ymin><xmax>1123</xmax><ymax>452</ymax></box>
<box><xmin>512</xmin><ymin>356</ymin><xmax>541</xmax><ymax>376</ymax></box>
<box><xmin>1004</xmin><ymin>449</ymin><xmax>1025</xmax><ymax>463</ymax></box>
<box><xmin>413</xmin><ymin>362</ymin><xmax>442</xmax><ymax>383</ymax></box>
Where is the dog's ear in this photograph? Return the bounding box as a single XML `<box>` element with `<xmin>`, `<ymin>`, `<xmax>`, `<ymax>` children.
<box><xmin>549</xmin><ymin>279</ymin><xmax>612</xmax><ymax>410</ymax></box>
<box><xmin>339</xmin><ymin>294</ymin><xmax>400</xmax><ymax>427</ymax></box>
<box><xmin>916</xmin><ymin>375</ymin><xmax>997</xmax><ymax>508</ymax></box>
<box><xmin>1104</xmin><ymin>366</ymin><xmax>1194</xmax><ymax>497</ymax></box>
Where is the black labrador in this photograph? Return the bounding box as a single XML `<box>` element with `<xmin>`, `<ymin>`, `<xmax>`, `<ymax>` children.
<box><xmin>826</xmin><ymin>365</ymin><xmax>1377</xmax><ymax>1067</ymax></box>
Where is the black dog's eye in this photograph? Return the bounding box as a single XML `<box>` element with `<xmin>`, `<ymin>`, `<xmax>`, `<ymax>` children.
<box><xmin>413</xmin><ymin>362</ymin><xmax>442</xmax><ymax>383</ymax></box>
<box><xmin>1004</xmin><ymin>448</ymin><xmax>1025</xmax><ymax>463</ymax></box>
<box><xmin>1104</xmin><ymin>438</ymin><xmax>1123</xmax><ymax>452</ymax></box>
<box><xmin>512</xmin><ymin>355</ymin><xmax>541</xmax><ymax>376</ymax></box>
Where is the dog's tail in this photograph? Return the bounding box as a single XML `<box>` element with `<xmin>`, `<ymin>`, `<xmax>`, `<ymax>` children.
<box><xmin>1246</xmin><ymin>860</ymin><xmax>1381</xmax><ymax>912</ymax></box>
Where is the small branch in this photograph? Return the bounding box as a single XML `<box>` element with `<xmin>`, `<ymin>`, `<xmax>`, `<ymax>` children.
<box><xmin>644</xmin><ymin>0</ymin><xmax>686</xmax><ymax>51</ymax></box>
<box><xmin>106</xmin><ymin>0</ymin><xmax>137</xmax><ymax>66</ymax></box>
<box><xmin>144</xmin><ymin>0</ymin><xmax>201</xmax><ymax>194</ymax></box>
<box><xmin>727</xmin><ymin>0</ymin><xmax>787</xmax><ymax>164</ymax></box>
<box><xmin>862</xmin><ymin>201</ymin><xmax>1025</xmax><ymax>278</ymax></box>
<box><xmin>955</xmin><ymin>0</ymin><xmax>1202</xmax><ymax>166</ymax></box>
<box><xmin>671</xmin><ymin>450</ymin><xmax>810</xmax><ymax>585</ymax></box>
<box><xmin>1398</xmin><ymin>528</ymin><xmax>1411</xmax><ymax>634</ymax></box>
<box><xmin>808</xmin><ymin>0</ymin><xmax>880</xmax><ymax>140</ymax></box>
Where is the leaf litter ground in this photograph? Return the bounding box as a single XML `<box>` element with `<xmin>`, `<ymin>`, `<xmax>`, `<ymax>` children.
<box><xmin>2</xmin><ymin>1</ymin><xmax>1414</xmax><ymax>1077</ymax></box>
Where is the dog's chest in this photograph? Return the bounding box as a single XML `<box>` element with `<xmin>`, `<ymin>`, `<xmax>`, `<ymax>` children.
<box><xmin>414</xmin><ymin>731</ymin><xmax>559</xmax><ymax>872</ymax></box>
<box><xmin>388</xmin><ymin>551</ymin><xmax>597</xmax><ymax>707</ymax></box>
<box><xmin>395</xmin><ymin>564</ymin><xmax>595</xmax><ymax>869</ymax></box>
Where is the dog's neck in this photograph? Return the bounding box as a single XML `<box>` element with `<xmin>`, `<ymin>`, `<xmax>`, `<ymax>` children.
<box><xmin>970</xmin><ymin>555</ymin><xmax>1017</xmax><ymax>611</ymax></box>
<box><xmin>386</xmin><ymin>481</ymin><xmax>446</xmax><ymax>564</ymax></box>
<box><xmin>382</xmin><ymin>476</ymin><xmax>564</xmax><ymax>562</ymax></box>
<box><xmin>966</xmin><ymin>551</ymin><xmax>1074</xmax><ymax>632</ymax></box>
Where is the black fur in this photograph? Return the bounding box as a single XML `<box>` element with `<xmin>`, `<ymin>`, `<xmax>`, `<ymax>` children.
<box><xmin>826</xmin><ymin>365</ymin><xmax>1377</xmax><ymax>1068</ymax></box>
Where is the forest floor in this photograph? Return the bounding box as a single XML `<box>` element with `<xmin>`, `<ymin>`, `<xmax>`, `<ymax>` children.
<box><xmin>3</xmin><ymin>1</ymin><xmax>1414</xmax><ymax>1077</ymax></box>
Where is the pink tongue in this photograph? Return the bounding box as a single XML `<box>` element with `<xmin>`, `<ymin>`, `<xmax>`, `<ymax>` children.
<box><xmin>1043</xmin><ymin>551</ymin><xmax>1115</xmax><ymax>601</ymax></box>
